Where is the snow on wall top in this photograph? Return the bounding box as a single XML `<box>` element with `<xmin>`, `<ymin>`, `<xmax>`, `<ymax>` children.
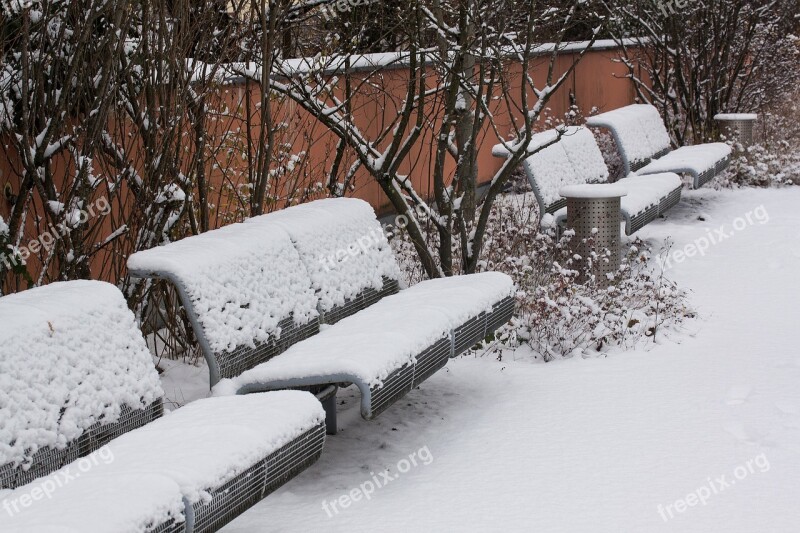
<box><xmin>248</xmin><ymin>198</ymin><xmax>402</xmax><ymax>313</ymax></box>
<box><xmin>0</xmin><ymin>281</ymin><xmax>163</xmax><ymax>468</ymax></box>
<box><xmin>127</xmin><ymin>222</ymin><xmax>318</xmax><ymax>354</ymax></box>
<box><xmin>193</xmin><ymin>39</ymin><xmax>647</xmax><ymax>83</ymax></box>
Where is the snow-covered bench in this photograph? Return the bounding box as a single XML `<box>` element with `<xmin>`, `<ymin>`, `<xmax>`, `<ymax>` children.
<box><xmin>586</xmin><ymin>104</ymin><xmax>731</xmax><ymax>188</ymax></box>
<box><xmin>127</xmin><ymin>198</ymin><xmax>515</xmax><ymax>427</ymax></box>
<box><xmin>492</xmin><ymin>126</ymin><xmax>683</xmax><ymax>235</ymax></box>
<box><xmin>0</xmin><ymin>281</ymin><xmax>325</xmax><ymax>532</ymax></box>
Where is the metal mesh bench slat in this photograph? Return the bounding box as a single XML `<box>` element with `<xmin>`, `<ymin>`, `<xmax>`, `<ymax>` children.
<box><xmin>0</xmin><ymin>441</ymin><xmax>81</xmax><ymax>490</ymax></box>
<box><xmin>81</xmin><ymin>399</ymin><xmax>164</xmax><ymax>455</ymax></box>
<box><xmin>0</xmin><ymin>399</ymin><xmax>164</xmax><ymax>490</ymax></box>
<box><xmin>323</xmin><ymin>277</ymin><xmax>400</xmax><ymax>325</ymax></box>
<box><xmin>629</xmin><ymin>157</ymin><xmax>652</xmax><ymax>173</ymax></box>
<box><xmin>146</xmin><ymin>518</ymin><xmax>185</xmax><ymax>533</ymax></box>
<box><xmin>452</xmin><ymin>313</ymin><xmax>488</xmax><ymax>354</ymax></box>
<box><xmin>629</xmin><ymin>204</ymin><xmax>660</xmax><ymax>235</ymax></box>
<box><xmin>264</xmin><ymin>423</ymin><xmax>326</xmax><ymax>495</ymax></box>
<box><xmin>695</xmin><ymin>167</ymin><xmax>716</xmax><ymax>188</ymax></box>
<box><xmin>190</xmin><ymin>422</ymin><xmax>325</xmax><ymax>533</ymax></box>
<box><xmin>652</xmin><ymin>147</ymin><xmax>671</xmax><ymax>159</ymax></box>
<box><xmin>217</xmin><ymin>339</ymin><xmax>280</xmax><ymax>381</ymax></box>
<box><xmin>275</xmin><ymin>317</ymin><xmax>320</xmax><ymax>353</ymax></box>
<box><xmin>378</xmin><ymin>278</ymin><xmax>400</xmax><ymax>299</ymax></box>
<box><xmin>191</xmin><ymin>462</ymin><xmax>268</xmax><ymax>533</ymax></box>
<box><xmin>659</xmin><ymin>186</ymin><xmax>683</xmax><ymax>216</ymax></box>
<box><xmin>366</xmin><ymin>300</ymin><xmax>515</xmax><ymax>417</ymax></box>
<box><xmin>216</xmin><ymin>316</ymin><xmax>320</xmax><ymax>380</ymax></box>
<box><xmin>263</xmin><ymin>438</ymin><xmax>325</xmax><ymax>493</ymax></box>
<box><xmin>323</xmin><ymin>296</ymin><xmax>364</xmax><ymax>325</ymax></box>
<box><xmin>544</xmin><ymin>197</ymin><xmax>568</xmax><ymax>215</ymax></box>
<box><xmin>715</xmin><ymin>155</ymin><xmax>731</xmax><ymax>175</ymax></box>
<box><xmin>369</xmin><ymin>364</ymin><xmax>416</xmax><ymax>418</ymax></box>
<box><xmin>485</xmin><ymin>296</ymin><xmax>515</xmax><ymax>334</ymax></box>
<box><xmin>412</xmin><ymin>337</ymin><xmax>453</xmax><ymax>388</ymax></box>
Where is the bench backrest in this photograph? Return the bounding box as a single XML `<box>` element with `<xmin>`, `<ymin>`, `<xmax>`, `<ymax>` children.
<box><xmin>0</xmin><ymin>281</ymin><xmax>164</xmax><ymax>489</ymax></box>
<box><xmin>495</xmin><ymin>126</ymin><xmax>610</xmax><ymax>217</ymax></box>
<box><xmin>127</xmin><ymin>221</ymin><xmax>320</xmax><ymax>386</ymax></box>
<box><xmin>586</xmin><ymin>104</ymin><xmax>673</xmax><ymax>173</ymax></box>
<box><xmin>248</xmin><ymin>198</ymin><xmax>403</xmax><ymax>325</ymax></box>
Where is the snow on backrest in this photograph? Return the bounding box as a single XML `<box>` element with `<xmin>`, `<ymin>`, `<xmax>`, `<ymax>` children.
<box><xmin>127</xmin><ymin>222</ymin><xmax>318</xmax><ymax>354</ymax></box>
<box><xmin>633</xmin><ymin>104</ymin><xmax>672</xmax><ymax>154</ymax></box>
<box><xmin>522</xmin><ymin>129</ymin><xmax>582</xmax><ymax>210</ymax></box>
<box><xmin>0</xmin><ymin>281</ymin><xmax>163</xmax><ymax>468</ymax></box>
<box><xmin>587</xmin><ymin>106</ymin><xmax>655</xmax><ymax>165</ymax></box>
<box><xmin>559</xmin><ymin>126</ymin><xmax>610</xmax><ymax>183</ymax></box>
<box><xmin>248</xmin><ymin>198</ymin><xmax>402</xmax><ymax>313</ymax></box>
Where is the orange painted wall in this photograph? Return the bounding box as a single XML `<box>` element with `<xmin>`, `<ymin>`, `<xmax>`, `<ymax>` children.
<box><xmin>0</xmin><ymin>46</ymin><xmax>639</xmax><ymax>286</ymax></box>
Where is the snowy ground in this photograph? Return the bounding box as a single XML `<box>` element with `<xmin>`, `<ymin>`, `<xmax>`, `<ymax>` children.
<box><xmin>164</xmin><ymin>187</ymin><xmax>800</xmax><ymax>532</ymax></box>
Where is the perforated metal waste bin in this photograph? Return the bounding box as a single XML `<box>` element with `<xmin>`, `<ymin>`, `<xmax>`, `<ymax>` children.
<box><xmin>714</xmin><ymin>113</ymin><xmax>757</xmax><ymax>148</ymax></box>
<box><xmin>560</xmin><ymin>184</ymin><xmax>626</xmax><ymax>286</ymax></box>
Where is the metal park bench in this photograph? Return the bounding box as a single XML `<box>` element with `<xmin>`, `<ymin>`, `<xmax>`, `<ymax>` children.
<box><xmin>586</xmin><ymin>104</ymin><xmax>732</xmax><ymax>188</ymax></box>
<box><xmin>127</xmin><ymin>198</ymin><xmax>515</xmax><ymax>431</ymax></box>
<box><xmin>493</xmin><ymin>126</ymin><xmax>683</xmax><ymax>235</ymax></box>
<box><xmin>0</xmin><ymin>281</ymin><xmax>325</xmax><ymax>533</ymax></box>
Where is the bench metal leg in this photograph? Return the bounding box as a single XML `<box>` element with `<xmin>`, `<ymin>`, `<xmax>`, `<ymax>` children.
<box><xmin>308</xmin><ymin>384</ymin><xmax>338</xmax><ymax>435</ymax></box>
<box><xmin>322</xmin><ymin>392</ymin><xmax>338</xmax><ymax>435</ymax></box>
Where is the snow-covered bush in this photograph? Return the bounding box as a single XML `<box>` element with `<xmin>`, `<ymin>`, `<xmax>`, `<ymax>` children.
<box><xmin>390</xmin><ymin>192</ymin><xmax>694</xmax><ymax>362</ymax></box>
<box><xmin>716</xmin><ymin>99</ymin><xmax>800</xmax><ymax>188</ymax></box>
<box><xmin>719</xmin><ymin>143</ymin><xmax>800</xmax><ymax>188</ymax></box>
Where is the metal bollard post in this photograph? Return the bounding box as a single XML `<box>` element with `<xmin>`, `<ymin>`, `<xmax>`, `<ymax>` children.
<box><xmin>714</xmin><ymin>113</ymin><xmax>758</xmax><ymax>149</ymax></box>
<box><xmin>559</xmin><ymin>184</ymin><xmax>626</xmax><ymax>287</ymax></box>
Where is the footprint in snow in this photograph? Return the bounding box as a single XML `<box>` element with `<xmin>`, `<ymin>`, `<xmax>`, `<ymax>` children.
<box><xmin>725</xmin><ymin>385</ymin><xmax>753</xmax><ymax>406</ymax></box>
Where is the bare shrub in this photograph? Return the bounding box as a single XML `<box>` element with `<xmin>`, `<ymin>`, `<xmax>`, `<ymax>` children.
<box><xmin>391</xmin><ymin>192</ymin><xmax>695</xmax><ymax>362</ymax></box>
<box><xmin>717</xmin><ymin>96</ymin><xmax>800</xmax><ymax>188</ymax></box>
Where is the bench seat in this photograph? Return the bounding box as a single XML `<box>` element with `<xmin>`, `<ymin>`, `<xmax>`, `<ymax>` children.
<box><xmin>1</xmin><ymin>473</ymin><xmax>186</xmax><ymax>533</ymax></box>
<box><xmin>0</xmin><ymin>391</ymin><xmax>325</xmax><ymax>533</ymax></box>
<box><xmin>552</xmin><ymin>172</ymin><xmax>682</xmax><ymax>235</ymax></box>
<box><xmin>493</xmin><ymin>126</ymin><xmax>682</xmax><ymax>235</ymax></box>
<box><xmin>0</xmin><ymin>281</ymin><xmax>326</xmax><ymax>533</ymax></box>
<box><xmin>213</xmin><ymin>272</ymin><xmax>514</xmax><ymax>419</ymax></box>
<box><xmin>586</xmin><ymin>104</ymin><xmax>732</xmax><ymax>187</ymax></box>
<box><xmin>129</xmin><ymin>198</ymin><xmax>516</xmax><ymax>428</ymax></box>
<box><xmin>637</xmin><ymin>143</ymin><xmax>732</xmax><ymax>188</ymax></box>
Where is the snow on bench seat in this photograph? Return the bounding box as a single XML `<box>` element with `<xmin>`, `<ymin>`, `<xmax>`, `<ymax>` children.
<box><xmin>492</xmin><ymin>126</ymin><xmax>682</xmax><ymax>235</ymax></box>
<box><xmin>586</xmin><ymin>104</ymin><xmax>732</xmax><ymax>187</ymax></box>
<box><xmin>637</xmin><ymin>143</ymin><xmax>732</xmax><ymax>185</ymax></box>
<box><xmin>130</xmin><ymin>198</ymin><xmax>516</xmax><ymax>423</ymax></box>
<box><xmin>0</xmin><ymin>281</ymin><xmax>163</xmax><ymax>487</ymax></box>
<box><xmin>0</xmin><ymin>473</ymin><xmax>185</xmax><ymax>533</ymax></box>
<box><xmin>247</xmin><ymin>198</ymin><xmax>402</xmax><ymax>320</ymax></box>
<box><xmin>213</xmin><ymin>272</ymin><xmax>515</xmax><ymax>419</ymax></box>
<box><xmin>127</xmin><ymin>222</ymin><xmax>320</xmax><ymax>385</ymax></box>
<box><xmin>0</xmin><ymin>391</ymin><xmax>326</xmax><ymax>533</ymax></box>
